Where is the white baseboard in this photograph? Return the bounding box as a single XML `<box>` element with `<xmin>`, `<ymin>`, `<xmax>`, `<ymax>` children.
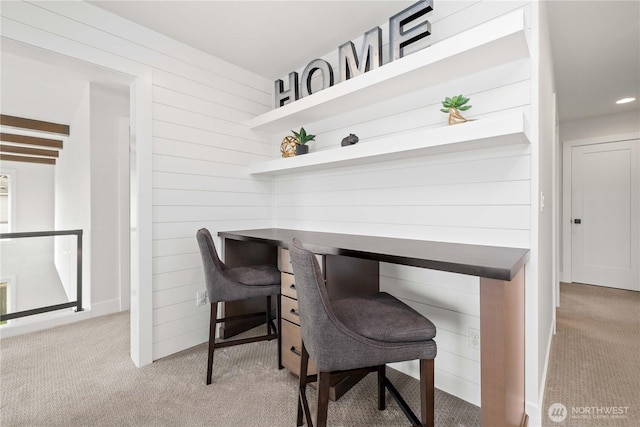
<box><xmin>526</xmin><ymin>319</ymin><xmax>556</xmax><ymax>427</ymax></box>
<box><xmin>0</xmin><ymin>309</ymin><xmax>92</xmax><ymax>338</ymax></box>
<box><xmin>0</xmin><ymin>299</ymin><xmax>124</xmax><ymax>339</ymax></box>
<box><xmin>90</xmin><ymin>298</ymin><xmax>121</xmax><ymax>317</ymax></box>
<box><xmin>527</xmin><ymin>400</ymin><xmax>543</xmax><ymax>427</ymax></box>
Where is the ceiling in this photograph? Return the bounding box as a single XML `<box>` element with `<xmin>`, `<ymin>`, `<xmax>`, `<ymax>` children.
<box><xmin>546</xmin><ymin>1</ymin><xmax>639</xmax><ymax>121</ymax></box>
<box><xmin>89</xmin><ymin>0</ymin><xmax>414</xmax><ymax>81</ymax></box>
<box><xmin>63</xmin><ymin>1</ymin><xmax>640</xmax><ymax>122</ymax></box>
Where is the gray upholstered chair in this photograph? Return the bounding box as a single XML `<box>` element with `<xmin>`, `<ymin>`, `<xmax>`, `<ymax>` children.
<box><xmin>289</xmin><ymin>238</ymin><xmax>437</xmax><ymax>427</ymax></box>
<box><xmin>196</xmin><ymin>228</ymin><xmax>281</xmax><ymax>385</ymax></box>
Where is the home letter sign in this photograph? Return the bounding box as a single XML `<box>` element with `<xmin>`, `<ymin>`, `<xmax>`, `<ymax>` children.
<box><xmin>274</xmin><ymin>72</ymin><xmax>300</xmax><ymax>107</ymax></box>
<box><xmin>339</xmin><ymin>26</ymin><xmax>383</xmax><ymax>81</ymax></box>
<box><xmin>389</xmin><ymin>0</ymin><xmax>433</xmax><ymax>61</ymax></box>
<box><xmin>301</xmin><ymin>59</ymin><xmax>335</xmax><ymax>97</ymax></box>
<box><xmin>274</xmin><ymin>0</ymin><xmax>433</xmax><ymax>108</ymax></box>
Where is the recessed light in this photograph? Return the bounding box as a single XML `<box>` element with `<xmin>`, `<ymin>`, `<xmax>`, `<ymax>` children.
<box><xmin>616</xmin><ymin>97</ymin><xmax>636</xmax><ymax>104</ymax></box>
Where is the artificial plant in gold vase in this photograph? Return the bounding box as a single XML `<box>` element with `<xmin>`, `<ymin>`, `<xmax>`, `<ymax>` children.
<box><xmin>440</xmin><ymin>95</ymin><xmax>473</xmax><ymax>125</ymax></box>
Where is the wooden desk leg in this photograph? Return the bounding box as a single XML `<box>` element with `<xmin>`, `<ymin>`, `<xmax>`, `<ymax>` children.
<box><xmin>479</xmin><ymin>268</ymin><xmax>527</xmax><ymax>427</ymax></box>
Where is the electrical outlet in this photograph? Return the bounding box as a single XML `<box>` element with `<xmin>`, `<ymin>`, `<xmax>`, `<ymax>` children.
<box><xmin>468</xmin><ymin>327</ymin><xmax>480</xmax><ymax>349</ymax></box>
<box><xmin>196</xmin><ymin>290</ymin><xmax>207</xmax><ymax>306</ymax></box>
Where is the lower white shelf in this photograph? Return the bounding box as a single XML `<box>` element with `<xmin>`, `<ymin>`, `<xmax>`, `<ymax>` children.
<box><xmin>249</xmin><ymin>112</ymin><xmax>530</xmax><ymax>176</ymax></box>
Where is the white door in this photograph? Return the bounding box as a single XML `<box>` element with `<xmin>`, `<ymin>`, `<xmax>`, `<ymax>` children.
<box><xmin>571</xmin><ymin>139</ymin><xmax>639</xmax><ymax>291</ymax></box>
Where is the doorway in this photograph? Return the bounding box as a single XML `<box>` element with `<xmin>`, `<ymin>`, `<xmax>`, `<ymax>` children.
<box><xmin>562</xmin><ymin>134</ymin><xmax>640</xmax><ymax>291</ymax></box>
<box><xmin>0</xmin><ymin>39</ymin><xmax>153</xmax><ymax>366</ymax></box>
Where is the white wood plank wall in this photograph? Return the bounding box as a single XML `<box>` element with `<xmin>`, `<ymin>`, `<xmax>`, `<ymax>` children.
<box><xmin>267</xmin><ymin>2</ymin><xmax>533</xmax><ymax>405</ymax></box>
<box><xmin>2</xmin><ymin>0</ymin><xmax>534</xmax><ymax>406</ymax></box>
<box><xmin>1</xmin><ymin>1</ymin><xmax>274</xmax><ymax>359</ymax></box>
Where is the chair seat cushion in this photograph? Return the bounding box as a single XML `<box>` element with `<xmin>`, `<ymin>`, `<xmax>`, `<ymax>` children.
<box><xmin>224</xmin><ymin>265</ymin><xmax>281</xmax><ymax>286</ymax></box>
<box><xmin>332</xmin><ymin>292</ymin><xmax>436</xmax><ymax>343</ymax></box>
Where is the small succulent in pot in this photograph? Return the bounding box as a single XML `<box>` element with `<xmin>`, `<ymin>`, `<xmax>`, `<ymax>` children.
<box><xmin>291</xmin><ymin>127</ymin><xmax>316</xmax><ymax>154</ymax></box>
<box><xmin>440</xmin><ymin>95</ymin><xmax>473</xmax><ymax>125</ymax></box>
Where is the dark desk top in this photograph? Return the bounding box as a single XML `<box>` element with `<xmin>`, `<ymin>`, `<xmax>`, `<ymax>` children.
<box><xmin>219</xmin><ymin>228</ymin><xmax>529</xmax><ymax>281</ymax></box>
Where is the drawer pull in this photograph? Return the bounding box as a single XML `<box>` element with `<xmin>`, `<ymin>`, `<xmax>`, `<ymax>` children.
<box><xmin>289</xmin><ymin>308</ymin><xmax>299</xmax><ymax>317</ymax></box>
<box><xmin>289</xmin><ymin>283</ymin><xmax>296</xmax><ymax>289</ymax></box>
<box><xmin>290</xmin><ymin>346</ymin><xmax>301</xmax><ymax>356</ymax></box>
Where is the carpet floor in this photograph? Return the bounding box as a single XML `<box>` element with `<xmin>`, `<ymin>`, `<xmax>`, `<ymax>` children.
<box><xmin>3</xmin><ymin>282</ymin><xmax>637</xmax><ymax>426</ymax></box>
<box><xmin>541</xmin><ymin>282</ymin><xmax>640</xmax><ymax>427</ymax></box>
<box><xmin>0</xmin><ymin>312</ymin><xmax>480</xmax><ymax>427</ymax></box>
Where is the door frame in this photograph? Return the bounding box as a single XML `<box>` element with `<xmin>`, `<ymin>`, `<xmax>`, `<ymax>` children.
<box><xmin>0</xmin><ymin>40</ymin><xmax>154</xmax><ymax>368</ymax></box>
<box><xmin>561</xmin><ymin>132</ymin><xmax>640</xmax><ymax>285</ymax></box>
<box><xmin>118</xmin><ymin>117</ymin><xmax>131</xmax><ymax>312</ymax></box>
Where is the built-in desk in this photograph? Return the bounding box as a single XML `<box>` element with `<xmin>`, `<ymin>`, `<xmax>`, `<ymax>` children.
<box><xmin>219</xmin><ymin>228</ymin><xmax>530</xmax><ymax>427</ymax></box>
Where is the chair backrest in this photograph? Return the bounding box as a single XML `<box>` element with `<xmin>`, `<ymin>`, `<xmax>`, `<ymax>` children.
<box><xmin>196</xmin><ymin>228</ymin><xmax>226</xmax><ymax>301</ymax></box>
<box><xmin>288</xmin><ymin>238</ymin><xmax>343</xmax><ymax>366</ymax></box>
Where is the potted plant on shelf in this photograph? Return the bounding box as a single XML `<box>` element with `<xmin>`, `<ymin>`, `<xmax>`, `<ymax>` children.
<box><xmin>440</xmin><ymin>95</ymin><xmax>473</xmax><ymax>125</ymax></box>
<box><xmin>292</xmin><ymin>127</ymin><xmax>315</xmax><ymax>155</ymax></box>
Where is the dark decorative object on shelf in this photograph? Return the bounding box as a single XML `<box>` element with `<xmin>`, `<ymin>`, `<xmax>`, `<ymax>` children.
<box><xmin>296</xmin><ymin>144</ymin><xmax>309</xmax><ymax>155</ymax></box>
<box><xmin>341</xmin><ymin>133</ymin><xmax>359</xmax><ymax>146</ymax></box>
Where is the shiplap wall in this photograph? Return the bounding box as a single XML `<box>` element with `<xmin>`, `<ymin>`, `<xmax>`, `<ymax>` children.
<box><xmin>266</xmin><ymin>1</ymin><xmax>532</xmax><ymax>405</ymax></box>
<box><xmin>1</xmin><ymin>0</ymin><xmax>538</xmax><ymax>408</ymax></box>
<box><xmin>0</xmin><ymin>1</ymin><xmax>274</xmax><ymax>359</ymax></box>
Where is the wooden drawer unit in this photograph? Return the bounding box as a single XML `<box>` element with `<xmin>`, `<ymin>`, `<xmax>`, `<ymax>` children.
<box><xmin>281</xmin><ymin>272</ymin><xmax>297</xmax><ymax>300</ymax></box>
<box><xmin>281</xmin><ymin>318</ymin><xmax>316</xmax><ymax>376</ymax></box>
<box><xmin>279</xmin><ymin>248</ymin><xmax>319</xmax><ymax>382</ymax></box>
<box><xmin>281</xmin><ymin>295</ymin><xmax>301</xmax><ymax>325</ymax></box>
<box><xmin>278</xmin><ymin>248</ymin><xmax>294</xmax><ymax>274</ymax></box>
<box><xmin>279</xmin><ymin>247</ymin><xmax>322</xmax><ymax>275</ymax></box>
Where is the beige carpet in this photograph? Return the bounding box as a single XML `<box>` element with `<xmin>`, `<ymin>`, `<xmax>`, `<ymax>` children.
<box><xmin>0</xmin><ymin>312</ymin><xmax>480</xmax><ymax>427</ymax></box>
<box><xmin>542</xmin><ymin>282</ymin><xmax>640</xmax><ymax>427</ymax></box>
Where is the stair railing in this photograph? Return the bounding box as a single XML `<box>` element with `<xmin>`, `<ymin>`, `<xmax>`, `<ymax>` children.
<box><xmin>0</xmin><ymin>229</ymin><xmax>83</xmax><ymax>321</ymax></box>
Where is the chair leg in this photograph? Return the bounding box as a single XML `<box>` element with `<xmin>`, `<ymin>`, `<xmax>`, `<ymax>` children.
<box><xmin>266</xmin><ymin>295</ymin><xmax>279</xmax><ymax>340</ymax></box>
<box><xmin>206</xmin><ymin>302</ymin><xmax>218</xmax><ymax>385</ymax></box>
<box><xmin>420</xmin><ymin>359</ymin><xmax>435</xmax><ymax>427</ymax></box>
<box><xmin>277</xmin><ymin>294</ymin><xmax>283</xmax><ymax>369</ymax></box>
<box><xmin>377</xmin><ymin>365</ymin><xmax>386</xmax><ymax>410</ymax></box>
<box><xmin>266</xmin><ymin>295</ymin><xmax>272</xmax><ymax>335</ymax></box>
<box><xmin>316</xmin><ymin>371</ymin><xmax>331</xmax><ymax>427</ymax></box>
<box><xmin>297</xmin><ymin>390</ymin><xmax>305</xmax><ymax>427</ymax></box>
<box><xmin>298</xmin><ymin>342</ymin><xmax>312</xmax><ymax>427</ymax></box>
<box><xmin>265</xmin><ymin>294</ymin><xmax>282</xmax><ymax>371</ymax></box>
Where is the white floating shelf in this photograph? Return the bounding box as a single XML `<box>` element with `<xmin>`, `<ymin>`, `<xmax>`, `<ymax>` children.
<box><xmin>249</xmin><ymin>112</ymin><xmax>530</xmax><ymax>176</ymax></box>
<box><xmin>247</xmin><ymin>9</ymin><xmax>529</xmax><ymax>132</ymax></box>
